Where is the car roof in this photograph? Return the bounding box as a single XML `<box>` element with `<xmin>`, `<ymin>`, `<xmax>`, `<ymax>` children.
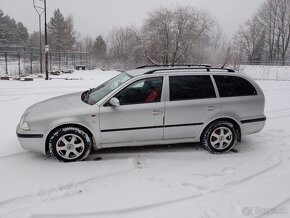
<box><xmin>127</xmin><ymin>65</ymin><xmax>236</xmax><ymax>77</ymax></box>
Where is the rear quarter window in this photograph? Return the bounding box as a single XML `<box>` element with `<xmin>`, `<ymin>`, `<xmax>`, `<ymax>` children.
<box><xmin>214</xmin><ymin>75</ymin><xmax>257</xmax><ymax>97</ymax></box>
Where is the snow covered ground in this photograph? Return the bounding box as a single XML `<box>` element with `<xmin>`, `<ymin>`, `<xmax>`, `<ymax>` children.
<box><xmin>240</xmin><ymin>65</ymin><xmax>290</xmax><ymax>81</ymax></box>
<box><xmin>0</xmin><ymin>67</ymin><xmax>290</xmax><ymax>218</ymax></box>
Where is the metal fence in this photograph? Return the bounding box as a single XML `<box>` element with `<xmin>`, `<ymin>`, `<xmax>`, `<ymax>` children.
<box><xmin>240</xmin><ymin>60</ymin><xmax>290</xmax><ymax>66</ymax></box>
<box><xmin>0</xmin><ymin>47</ymin><xmax>89</xmax><ymax>76</ymax></box>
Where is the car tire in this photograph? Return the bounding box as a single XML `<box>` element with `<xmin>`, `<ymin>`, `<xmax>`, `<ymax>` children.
<box><xmin>201</xmin><ymin>121</ymin><xmax>237</xmax><ymax>153</ymax></box>
<box><xmin>48</xmin><ymin>126</ymin><xmax>92</xmax><ymax>162</ymax></box>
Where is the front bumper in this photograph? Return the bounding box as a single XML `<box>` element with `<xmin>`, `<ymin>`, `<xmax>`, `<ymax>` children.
<box><xmin>16</xmin><ymin>124</ymin><xmax>46</xmax><ymax>154</ymax></box>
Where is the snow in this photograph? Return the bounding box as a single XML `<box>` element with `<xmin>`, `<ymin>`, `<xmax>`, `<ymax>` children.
<box><xmin>240</xmin><ymin>65</ymin><xmax>290</xmax><ymax>81</ymax></box>
<box><xmin>1</xmin><ymin>67</ymin><xmax>290</xmax><ymax>218</ymax></box>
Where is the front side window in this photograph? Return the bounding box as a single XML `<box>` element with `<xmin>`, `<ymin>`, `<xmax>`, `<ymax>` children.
<box><xmin>213</xmin><ymin>75</ymin><xmax>257</xmax><ymax>97</ymax></box>
<box><xmin>83</xmin><ymin>73</ymin><xmax>132</xmax><ymax>105</ymax></box>
<box><xmin>115</xmin><ymin>77</ymin><xmax>163</xmax><ymax>105</ymax></box>
<box><xmin>169</xmin><ymin>75</ymin><xmax>216</xmax><ymax>101</ymax></box>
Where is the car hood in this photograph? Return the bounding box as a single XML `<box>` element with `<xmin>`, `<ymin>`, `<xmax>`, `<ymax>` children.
<box><xmin>24</xmin><ymin>92</ymin><xmax>92</xmax><ymax>120</ymax></box>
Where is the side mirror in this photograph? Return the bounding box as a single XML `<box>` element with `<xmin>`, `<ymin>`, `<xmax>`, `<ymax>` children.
<box><xmin>109</xmin><ymin>97</ymin><xmax>120</xmax><ymax>107</ymax></box>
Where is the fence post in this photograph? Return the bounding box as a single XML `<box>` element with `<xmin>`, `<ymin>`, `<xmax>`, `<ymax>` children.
<box><xmin>5</xmin><ymin>52</ymin><xmax>8</xmax><ymax>75</ymax></box>
<box><xmin>59</xmin><ymin>52</ymin><xmax>61</xmax><ymax>70</ymax></box>
<box><xmin>73</xmin><ymin>53</ymin><xmax>76</xmax><ymax>69</ymax></box>
<box><xmin>18</xmin><ymin>52</ymin><xmax>21</xmax><ymax>76</ymax></box>
<box><xmin>30</xmin><ymin>50</ymin><xmax>33</xmax><ymax>74</ymax></box>
<box><xmin>49</xmin><ymin>52</ymin><xmax>52</xmax><ymax>71</ymax></box>
<box><xmin>65</xmin><ymin>52</ymin><xmax>69</xmax><ymax>69</ymax></box>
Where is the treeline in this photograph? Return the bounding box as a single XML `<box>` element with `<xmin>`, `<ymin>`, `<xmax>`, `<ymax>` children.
<box><xmin>0</xmin><ymin>9</ymin><xmax>29</xmax><ymax>46</ymax></box>
<box><xmin>1</xmin><ymin>0</ymin><xmax>290</xmax><ymax>69</ymax></box>
<box><xmin>233</xmin><ymin>0</ymin><xmax>290</xmax><ymax>65</ymax></box>
<box><xmin>77</xmin><ymin>6</ymin><xmax>228</xmax><ymax>68</ymax></box>
<box><xmin>0</xmin><ymin>6</ymin><xmax>228</xmax><ymax>69</ymax></box>
<box><xmin>0</xmin><ymin>8</ymin><xmax>76</xmax><ymax>50</ymax></box>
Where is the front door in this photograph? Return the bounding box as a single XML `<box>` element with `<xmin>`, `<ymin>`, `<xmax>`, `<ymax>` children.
<box><xmin>100</xmin><ymin>76</ymin><xmax>165</xmax><ymax>146</ymax></box>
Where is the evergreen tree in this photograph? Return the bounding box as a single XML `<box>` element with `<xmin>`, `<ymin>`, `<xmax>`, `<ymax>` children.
<box><xmin>65</xmin><ymin>15</ymin><xmax>76</xmax><ymax>50</ymax></box>
<box><xmin>93</xmin><ymin>35</ymin><xmax>107</xmax><ymax>60</ymax></box>
<box><xmin>48</xmin><ymin>9</ymin><xmax>76</xmax><ymax>50</ymax></box>
<box><xmin>16</xmin><ymin>22</ymin><xmax>29</xmax><ymax>45</ymax></box>
<box><xmin>29</xmin><ymin>31</ymin><xmax>43</xmax><ymax>48</ymax></box>
<box><xmin>0</xmin><ymin>9</ymin><xmax>29</xmax><ymax>46</ymax></box>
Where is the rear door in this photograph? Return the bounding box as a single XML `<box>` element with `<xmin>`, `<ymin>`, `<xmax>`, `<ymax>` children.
<box><xmin>164</xmin><ymin>74</ymin><xmax>221</xmax><ymax>139</ymax></box>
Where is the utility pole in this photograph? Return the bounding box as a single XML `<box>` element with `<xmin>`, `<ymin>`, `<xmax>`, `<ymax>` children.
<box><xmin>33</xmin><ymin>0</ymin><xmax>44</xmax><ymax>75</ymax></box>
<box><xmin>44</xmin><ymin>0</ymin><xmax>49</xmax><ymax>80</ymax></box>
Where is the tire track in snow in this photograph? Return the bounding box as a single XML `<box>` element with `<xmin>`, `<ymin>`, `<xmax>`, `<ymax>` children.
<box><xmin>2</xmin><ymin>135</ymin><xmax>290</xmax><ymax>217</ymax></box>
<box><xmin>0</xmin><ymin>97</ymin><xmax>24</xmax><ymax>103</ymax></box>
<box><xmin>225</xmin><ymin>160</ymin><xmax>282</xmax><ymax>186</ymax></box>
<box><xmin>0</xmin><ymin>158</ymin><xmax>284</xmax><ymax>218</ymax></box>
<box><xmin>29</xmin><ymin>195</ymin><xmax>202</xmax><ymax>218</ymax></box>
<box><xmin>266</xmin><ymin>107</ymin><xmax>290</xmax><ymax>114</ymax></box>
<box><xmin>27</xmin><ymin>160</ymin><xmax>285</xmax><ymax>218</ymax></box>
<box><xmin>0</xmin><ymin>165</ymin><xmax>135</xmax><ymax>217</ymax></box>
<box><xmin>0</xmin><ymin>152</ymin><xmax>33</xmax><ymax>162</ymax></box>
<box><xmin>256</xmin><ymin>198</ymin><xmax>290</xmax><ymax>218</ymax></box>
<box><xmin>267</xmin><ymin>114</ymin><xmax>290</xmax><ymax>120</ymax></box>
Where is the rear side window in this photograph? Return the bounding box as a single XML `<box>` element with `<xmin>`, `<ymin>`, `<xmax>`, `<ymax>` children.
<box><xmin>169</xmin><ymin>75</ymin><xmax>216</xmax><ymax>101</ymax></box>
<box><xmin>214</xmin><ymin>75</ymin><xmax>257</xmax><ymax>97</ymax></box>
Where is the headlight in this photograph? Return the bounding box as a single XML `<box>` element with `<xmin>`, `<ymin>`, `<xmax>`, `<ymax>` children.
<box><xmin>20</xmin><ymin>121</ymin><xmax>30</xmax><ymax>131</ymax></box>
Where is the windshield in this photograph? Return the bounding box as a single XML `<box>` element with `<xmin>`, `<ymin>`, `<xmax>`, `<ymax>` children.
<box><xmin>82</xmin><ymin>72</ymin><xmax>132</xmax><ymax>105</ymax></box>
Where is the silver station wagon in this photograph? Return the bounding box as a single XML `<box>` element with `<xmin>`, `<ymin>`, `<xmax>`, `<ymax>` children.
<box><xmin>17</xmin><ymin>65</ymin><xmax>266</xmax><ymax>162</ymax></box>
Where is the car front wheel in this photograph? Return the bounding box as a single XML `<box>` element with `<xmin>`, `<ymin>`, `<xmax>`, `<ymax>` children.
<box><xmin>201</xmin><ymin>121</ymin><xmax>237</xmax><ymax>153</ymax></box>
<box><xmin>49</xmin><ymin>126</ymin><xmax>92</xmax><ymax>162</ymax></box>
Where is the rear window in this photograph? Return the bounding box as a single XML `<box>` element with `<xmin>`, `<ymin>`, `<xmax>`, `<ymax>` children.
<box><xmin>214</xmin><ymin>75</ymin><xmax>257</xmax><ymax>97</ymax></box>
<box><xmin>169</xmin><ymin>75</ymin><xmax>216</xmax><ymax>101</ymax></box>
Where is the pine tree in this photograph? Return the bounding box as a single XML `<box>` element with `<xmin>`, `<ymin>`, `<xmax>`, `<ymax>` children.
<box><xmin>0</xmin><ymin>9</ymin><xmax>29</xmax><ymax>46</ymax></box>
<box><xmin>65</xmin><ymin>15</ymin><xmax>76</xmax><ymax>50</ymax></box>
<box><xmin>48</xmin><ymin>9</ymin><xmax>75</xmax><ymax>50</ymax></box>
<box><xmin>16</xmin><ymin>22</ymin><xmax>29</xmax><ymax>45</ymax></box>
<box><xmin>93</xmin><ymin>35</ymin><xmax>107</xmax><ymax>61</ymax></box>
<box><xmin>0</xmin><ymin>9</ymin><xmax>4</xmax><ymax>44</ymax></box>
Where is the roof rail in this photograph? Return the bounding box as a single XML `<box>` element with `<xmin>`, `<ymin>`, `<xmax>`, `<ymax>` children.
<box><xmin>144</xmin><ymin>67</ymin><xmax>235</xmax><ymax>74</ymax></box>
<box><xmin>136</xmin><ymin>64</ymin><xmax>211</xmax><ymax>69</ymax></box>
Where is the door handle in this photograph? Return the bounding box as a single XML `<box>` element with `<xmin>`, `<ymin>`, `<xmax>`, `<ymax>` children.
<box><xmin>152</xmin><ymin>110</ymin><xmax>163</xmax><ymax>115</ymax></box>
<box><xmin>207</xmin><ymin>106</ymin><xmax>216</xmax><ymax>111</ymax></box>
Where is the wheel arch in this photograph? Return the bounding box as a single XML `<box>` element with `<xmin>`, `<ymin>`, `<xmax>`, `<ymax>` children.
<box><xmin>45</xmin><ymin>123</ymin><xmax>95</xmax><ymax>155</ymax></box>
<box><xmin>199</xmin><ymin>117</ymin><xmax>241</xmax><ymax>142</ymax></box>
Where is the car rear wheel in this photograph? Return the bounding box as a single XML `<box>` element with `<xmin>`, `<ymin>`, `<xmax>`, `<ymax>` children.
<box><xmin>49</xmin><ymin>126</ymin><xmax>92</xmax><ymax>162</ymax></box>
<box><xmin>201</xmin><ymin>121</ymin><xmax>237</xmax><ymax>153</ymax></box>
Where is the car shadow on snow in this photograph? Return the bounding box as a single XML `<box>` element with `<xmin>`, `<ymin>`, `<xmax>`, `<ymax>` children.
<box><xmin>87</xmin><ymin>139</ymin><xmax>259</xmax><ymax>162</ymax></box>
<box><xmin>88</xmin><ymin>143</ymin><xmax>202</xmax><ymax>161</ymax></box>
<box><xmin>21</xmin><ymin>140</ymin><xmax>254</xmax><ymax>163</ymax></box>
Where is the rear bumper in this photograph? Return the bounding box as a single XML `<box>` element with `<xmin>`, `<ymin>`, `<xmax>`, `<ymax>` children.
<box><xmin>241</xmin><ymin>116</ymin><xmax>266</xmax><ymax>136</ymax></box>
<box><xmin>16</xmin><ymin>125</ymin><xmax>46</xmax><ymax>154</ymax></box>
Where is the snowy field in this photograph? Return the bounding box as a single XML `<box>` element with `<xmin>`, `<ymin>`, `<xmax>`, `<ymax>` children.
<box><xmin>0</xmin><ymin>68</ymin><xmax>290</xmax><ymax>218</ymax></box>
<box><xmin>240</xmin><ymin>65</ymin><xmax>290</xmax><ymax>81</ymax></box>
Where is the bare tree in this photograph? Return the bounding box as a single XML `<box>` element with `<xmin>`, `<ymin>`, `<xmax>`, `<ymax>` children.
<box><xmin>107</xmin><ymin>26</ymin><xmax>142</xmax><ymax>68</ymax></box>
<box><xmin>142</xmin><ymin>7</ymin><xmax>173</xmax><ymax>65</ymax></box>
<box><xmin>256</xmin><ymin>0</ymin><xmax>280</xmax><ymax>62</ymax></box>
<box><xmin>207</xmin><ymin>25</ymin><xmax>229</xmax><ymax>66</ymax></box>
<box><xmin>233</xmin><ymin>0</ymin><xmax>290</xmax><ymax>65</ymax></box>
<box><xmin>234</xmin><ymin>16</ymin><xmax>265</xmax><ymax>63</ymax></box>
<box><xmin>141</xmin><ymin>6</ymin><xmax>214</xmax><ymax>65</ymax></box>
<box><xmin>276</xmin><ymin>0</ymin><xmax>290</xmax><ymax>64</ymax></box>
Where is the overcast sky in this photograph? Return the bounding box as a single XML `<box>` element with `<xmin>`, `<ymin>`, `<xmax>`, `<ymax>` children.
<box><xmin>1</xmin><ymin>0</ymin><xmax>265</xmax><ymax>38</ymax></box>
